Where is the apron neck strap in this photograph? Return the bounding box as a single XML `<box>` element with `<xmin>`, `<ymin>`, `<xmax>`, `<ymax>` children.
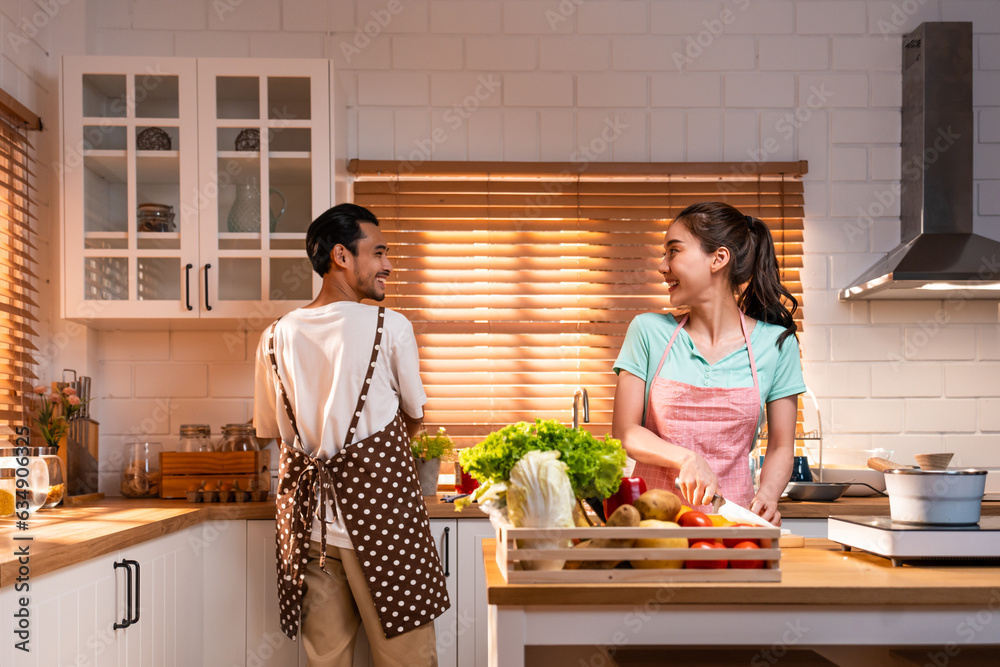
<box><xmin>344</xmin><ymin>307</ymin><xmax>387</xmax><ymax>445</ymax></box>
<box><xmin>267</xmin><ymin>317</ymin><xmax>303</xmax><ymax>444</ymax></box>
<box><xmin>651</xmin><ymin>312</ymin><xmax>760</xmax><ymax>392</ymax></box>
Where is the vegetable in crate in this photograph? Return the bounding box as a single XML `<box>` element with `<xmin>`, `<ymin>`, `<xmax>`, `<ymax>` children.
<box><xmin>507</xmin><ymin>450</ymin><xmax>577</xmax><ymax>571</ymax></box>
<box><xmin>457</xmin><ymin>419</ymin><xmax>627</xmax><ymax>507</ymax></box>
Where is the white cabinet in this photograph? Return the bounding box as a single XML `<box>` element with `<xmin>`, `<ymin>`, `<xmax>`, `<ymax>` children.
<box><xmin>0</xmin><ymin>526</ymin><xmax>203</xmax><ymax>667</ymax></box>
<box><xmin>61</xmin><ymin>56</ymin><xmax>335</xmax><ymax>323</ymax></box>
<box><xmin>429</xmin><ymin>518</ymin><xmax>459</xmax><ymax>667</ymax></box>
<box><xmin>455</xmin><ymin>519</ymin><xmax>496</xmax><ymax>667</ymax></box>
<box><xmin>245</xmin><ymin>519</ymin><xmax>306</xmax><ymax>666</ymax></box>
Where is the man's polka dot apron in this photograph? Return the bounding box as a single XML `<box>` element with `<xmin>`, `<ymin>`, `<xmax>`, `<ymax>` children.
<box><xmin>268</xmin><ymin>307</ymin><xmax>450</xmax><ymax>640</ymax></box>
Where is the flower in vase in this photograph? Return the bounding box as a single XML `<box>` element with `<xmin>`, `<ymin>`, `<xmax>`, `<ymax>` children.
<box><xmin>31</xmin><ymin>385</ymin><xmax>88</xmax><ymax>448</ymax></box>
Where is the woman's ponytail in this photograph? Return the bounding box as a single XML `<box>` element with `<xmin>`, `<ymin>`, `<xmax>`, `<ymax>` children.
<box><xmin>740</xmin><ymin>216</ymin><xmax>798</xmax><ymax>347</ymax></box>
<box><xmin>673</xmin><ymin>203</ymin><xmax>798</xmax><ymax>347</ymax></box>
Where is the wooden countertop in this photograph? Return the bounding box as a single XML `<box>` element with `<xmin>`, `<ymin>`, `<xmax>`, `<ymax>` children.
<box><xmin>483</xmin><ymin>539</ymin><xmax>1000</xmax><ymax>607</ymax></box>
<box><xmin>0</xmin><ymin>494</ymin><xmax>484</xmax><ymax>587</ymax></box>
<box><xmin>0</xmin><ymin>499</ymin><xmax>275</xmax><ymax>587</ymax></box>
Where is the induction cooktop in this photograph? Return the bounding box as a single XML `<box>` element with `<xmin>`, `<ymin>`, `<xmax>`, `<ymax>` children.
<box><xmin>828</xmin><ymin>515</ymin><xmax>1000</xmax><ymax>566</ymax></box>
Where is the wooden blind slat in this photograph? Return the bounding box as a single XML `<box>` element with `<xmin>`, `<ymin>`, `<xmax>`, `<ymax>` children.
<box><xmin>354</xmin><ymin>161</ymin><xmax>807</xmax><ymax>447</ymax></box>
<box><xmin>0</xmin><ymin>106</ymin><xmax>39</xmax><ymax>434</ymax></box>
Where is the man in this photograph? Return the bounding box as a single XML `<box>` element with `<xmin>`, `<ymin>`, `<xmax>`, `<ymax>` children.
<box><xmin>254</xmin><ymin>203</ymin><xmax>447</xmax><ymax>667</ymax></box>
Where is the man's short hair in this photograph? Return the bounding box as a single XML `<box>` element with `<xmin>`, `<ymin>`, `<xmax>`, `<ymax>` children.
<box><xmin>306</xmin><ymin>203</ymin><xmax>380</xmax><ymax>276</ymax></box>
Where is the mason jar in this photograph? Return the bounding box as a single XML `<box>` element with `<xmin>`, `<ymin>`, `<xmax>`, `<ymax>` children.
<box><xmin>217</xmin><ymin>424</ymin><xmax>259</xmax><ymax>452</ymax></box>
<box><xmin>120</xmin><ymin>441</ymin><xmax>161</xmax><ymax>498</ymax></box>
<box><xmin>178</xmin><ymin>424</ymin><xmax>213</xmax><ymax>453</ymax></box>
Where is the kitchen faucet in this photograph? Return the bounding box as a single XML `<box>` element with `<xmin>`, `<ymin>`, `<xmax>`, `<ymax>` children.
<box><xmin>572</xmin><ymin>388</ymin><xmax>589</xmax><ymax>429</ymax></box>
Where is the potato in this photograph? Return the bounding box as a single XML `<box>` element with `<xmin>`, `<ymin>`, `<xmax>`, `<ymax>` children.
<box><xmin>563</xmin><ymin>504</ymin><xmax>641</xmax><ymax>570</ymax></box>
<box><xmin>630</xmin><ymin>519</ymin><xmax>687</xmax><ymax>569</ymax></box>
<box><xmin>633</xmin><ymin>489</ymin><xmax>681</xmax><ymax>522</ymax></box>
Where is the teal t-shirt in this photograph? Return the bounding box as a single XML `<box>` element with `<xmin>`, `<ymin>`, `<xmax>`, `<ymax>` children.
<box><xmin>613</xmin><ymin>313</ymin><xmax>807</xmax><ymax>425</ymax></box>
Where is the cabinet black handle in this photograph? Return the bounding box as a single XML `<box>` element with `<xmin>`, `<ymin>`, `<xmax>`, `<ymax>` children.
<box><xmin>113</xmin><ymin>560</ymin><xmax>132</xmax><ymax>629</ymax></box>
<box><xmin>204</xmin><ymin>263</ymin><xmax>212</xmax><ymax>311</ymax></box>
<box><xmin>125</xmin><ymin>559</ymin><xmax>140</xmax><ymax>625</ymax></box>
<box><xmin>442</xmin><ymin>526</ymin><xmax>450</xmax><ymax>577</ymax></box>
<box><xmin>184</xmin><ymin>263</ymin><xmax>193</xmax><ymax>311</ymax></box>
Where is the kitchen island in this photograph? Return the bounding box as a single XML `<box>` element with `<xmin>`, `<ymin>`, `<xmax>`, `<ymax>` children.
<box><xmin>484</xmin><ymin>539</ymin><xmax>1000</xmax><ymax>667</ymax></box>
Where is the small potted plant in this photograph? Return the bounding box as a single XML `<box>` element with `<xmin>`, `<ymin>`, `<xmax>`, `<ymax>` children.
<box><xmin>410</xmin><ymin>427</ymin><xmax>454</xmax><ymax>496</ymax></box>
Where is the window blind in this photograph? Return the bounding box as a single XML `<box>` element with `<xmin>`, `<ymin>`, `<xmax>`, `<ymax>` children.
<box><xmin>351</xmin><ymin>161</ymin><xmax>807</xmax><ymax>449</ymax></box>
<box><xmin>0</xmin><ymin>94</ymin><xmax>40</xmax><ymax>435</ymax></box>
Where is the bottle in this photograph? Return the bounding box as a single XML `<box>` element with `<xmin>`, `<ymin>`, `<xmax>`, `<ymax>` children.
<box><xmin>217</xmin><ymin>424</ymin><xmax>259</xmax><ymax>452</ymax></box>
<box><xmin>178</xmin><ymin>424</ymin><xmax>212</xmax><ymax>452</ymax></box>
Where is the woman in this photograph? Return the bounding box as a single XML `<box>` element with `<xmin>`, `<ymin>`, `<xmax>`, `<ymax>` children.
<box><xmin>612</xmin><ymin>202</ymin><xmax>805</xmax><ymax>525</ymax></box>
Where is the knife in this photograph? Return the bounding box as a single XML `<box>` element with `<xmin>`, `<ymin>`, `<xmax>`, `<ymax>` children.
<box><xmin>675</xmin><ymin>479</ymin><xmax>773</xmax><ymax>527</ymax></box>
<box><xmin>712</xmin><ymin>494</ymin><xmax>774</xmax><ymax>527</ymax></box>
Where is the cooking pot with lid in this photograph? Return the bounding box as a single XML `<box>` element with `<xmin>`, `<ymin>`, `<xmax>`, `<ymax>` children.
<box><xmin>883</xmin><ymin>469</ymin><xmax>987</xmax><ymax>526</ymax></box>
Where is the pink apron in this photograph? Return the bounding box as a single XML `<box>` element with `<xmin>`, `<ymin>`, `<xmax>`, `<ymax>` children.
<box><xmin>632</xmin><ymin>312</ymin><xmax>761</xmax><ymax>512</ymax></box>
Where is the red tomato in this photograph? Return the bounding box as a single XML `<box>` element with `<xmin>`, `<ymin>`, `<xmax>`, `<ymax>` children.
<box><xmin>685</xmin><ymin>540</ymin><xmax>727</xmax><ymax>569</ymax></box>
<box><xmin>677</xmin><ymin>510</ymin><xmax>713</xmax><ymax>528</ymax></box>
<box><xmin>723</xmin><ymin>536</ymin><xmax>760</xmax><ymax>548</ymax></box>
<box><xmin>728</xmin><ymin>540</ymin><xmax>764</xmax><ymax>569</ymax></box>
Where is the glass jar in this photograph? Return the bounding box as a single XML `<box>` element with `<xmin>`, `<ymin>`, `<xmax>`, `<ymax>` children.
<box><xmin>0</xmin><ymin>447</ymin><xmax>50</xmax><ymax>513</ymax></box>
<box><xmin>120</xmin><ymin>442</ymin><xmax>161</xmax><ymax>498</ymax></box>
<box><xmin>136</xmin><ymin>202</ymin><xmax>175</xmax><ymax>232</ymax></box>
<box><xmin>38</xmin><ymin>448</ymin><xmax>65</xmax><ymax>508</ymax></box>
<box><xmin>178</xmin><ymin>424</ymin><xmax>213</xmax><ymax>453</ymax></box>
<box><xmin>217</xmin><ymin>424</ymin><xmax>259</xmax><ymax>452</ymax></box>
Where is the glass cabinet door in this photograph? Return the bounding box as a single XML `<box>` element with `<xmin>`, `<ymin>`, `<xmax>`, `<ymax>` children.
<box><xmin>197</xmin><ymin>59</ymin><xmax>328</xmax><ymax>320</ymax></box>
<box><xmin>63</xmin><ymin>58</ymin><xmax>200</xmax><ymax>319</ymax></box>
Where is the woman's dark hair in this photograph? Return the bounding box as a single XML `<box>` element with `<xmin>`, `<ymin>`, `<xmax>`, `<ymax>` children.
<box><xmin>673</xmin><ymin>201</ymin><xmax>798</xmax><ymax>347</ymax></box>
<box><xmin>306</xmin><ymin>203</ymin><xmax>380</xmax><ymax>276</ymax></box>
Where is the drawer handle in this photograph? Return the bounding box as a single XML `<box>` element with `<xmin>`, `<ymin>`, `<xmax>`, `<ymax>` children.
<box><xmin>443</xmin><ymin>526</ymin><xmax>450</xmax><ymax>577</ymax></box>
<box><xmin>204</xmin><ymin>263</ymin><xmax>213</xmax><ymax>311</ymax></box>
<box><xmin>184</xmin><ymin>263</ymin><xmax>193</xmax><ymax>311</ymax></box>
<box><xmin>113</xmin><ymin>560</ymin><xmax>132</xmax><ymax>629</ymax></box>
<box><xmin>125</xmin><ymin>559</ymin><xmax>140</xmax><ymax>625</ymax></box>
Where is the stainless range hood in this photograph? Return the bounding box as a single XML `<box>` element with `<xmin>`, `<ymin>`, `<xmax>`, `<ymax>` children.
<box><xmin>840</xmin><ymin>22</ymin><xmax>1000</xmax><ymax>300</ymax></box>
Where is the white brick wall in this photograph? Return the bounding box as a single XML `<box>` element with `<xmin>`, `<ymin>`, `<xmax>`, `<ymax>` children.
<box><xmin>796</xmin><ymin>1</ymin><xmax>868</xmax><ymax>35</ymax></box>
<box><xmin>31</xmin><ymin>0</ymin><xmax>1000</xmax><ymax>486</ymax></box>
<box><xmin>540</xmin><ymin>36</ymin><xmax>611</xmax><ymax>72</ymax></box>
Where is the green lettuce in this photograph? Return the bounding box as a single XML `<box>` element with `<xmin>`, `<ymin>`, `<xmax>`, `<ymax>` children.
<box><xmin>459</xmin><ymin>419</ymin><xmax>626</xmax><ymax>500</ymax></box>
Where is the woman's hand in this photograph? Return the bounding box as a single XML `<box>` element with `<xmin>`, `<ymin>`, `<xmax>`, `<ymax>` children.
<box><xmin>749</xmin><ymin>493</ymin><xmax>781</xmax><ymax>525</ymax></box>
<box><xmin>675</xmin><ymin>451</ymin><xmax>719</xmax><ymax>507</ymax></box>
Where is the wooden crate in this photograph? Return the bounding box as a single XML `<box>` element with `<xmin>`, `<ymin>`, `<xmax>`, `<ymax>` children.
<box><xmin>159</xmin><ymin>450</ymin><xmax>271</xmax><ymax>498</ymax></box>
<box><xmin>496</xmin><ymin>524</ymin><xmax>781</xmax><ymax>584</ymax></box>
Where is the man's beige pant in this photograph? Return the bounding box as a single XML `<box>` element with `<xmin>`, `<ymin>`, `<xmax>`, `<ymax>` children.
<box><xmin>301</xmin><ymin>541</ymin><xmax>438</xmax><ymax>667</ymax></box>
